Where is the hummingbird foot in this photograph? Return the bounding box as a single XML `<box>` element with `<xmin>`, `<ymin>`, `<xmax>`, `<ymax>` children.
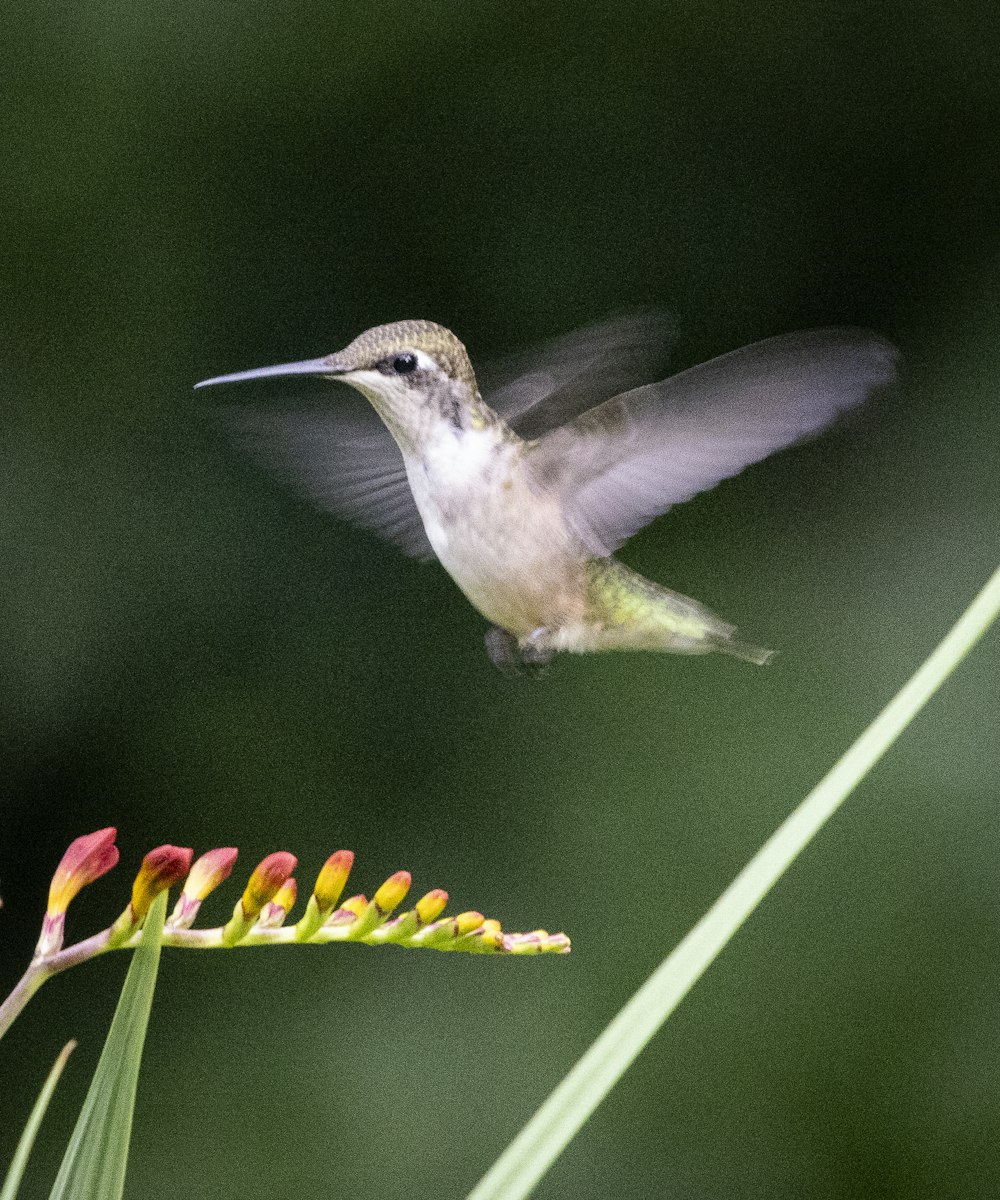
<box><xmin>519</xmin><ymin>626</ymin><xmax>557</xmax><ymax>667</ymax></box>
<box><xmin>484</xmin><ymin>625</ymin><xmax>554</xmax><ymax>677</ymax></box>
<box><xmin>484</xmin><ymin>625</ymin><xmax>524</xmax><ymax>674</ymax></box>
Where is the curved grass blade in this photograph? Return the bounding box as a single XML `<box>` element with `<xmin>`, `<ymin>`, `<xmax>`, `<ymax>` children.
<box><xmin>0</xmin><ymin>1041</ymin><xmax>77</xmax><ymax>1200</ymax></box>
<box><xmin>48</xmin><ymin>891</ymin><xmax>167</xmax><ymax>1200</ymax></box>
<box><xmin>468</xmin><ymin>561</ymin><xmax>1000</xmax><ymax>1200</ymax></box>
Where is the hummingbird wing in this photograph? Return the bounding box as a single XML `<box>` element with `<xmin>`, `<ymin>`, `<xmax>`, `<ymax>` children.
<box><xmin>479</xmin><ymin>311</ymin><xmax>676</xmax><ymax>440</ymax></box>
<box><xmin>528</xmin><ymin>328</ymin><xmax>899</xmax><ymax>556</ymax></box>
<box><xmin>221</xmin><ymin>403</ymin><xmax>435</xmax><ymax>560</ymax></box>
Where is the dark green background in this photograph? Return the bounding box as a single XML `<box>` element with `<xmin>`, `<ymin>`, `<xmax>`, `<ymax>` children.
<box><xmin>2</xmin><ymin>3</ymin><xmax>999</xmax><ymax>1197</ymax></box>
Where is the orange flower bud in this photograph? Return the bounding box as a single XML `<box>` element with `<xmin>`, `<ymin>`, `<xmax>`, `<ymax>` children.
<box><xmin>272</xmin><ymin>876</ymin><xmax>297</xmax><ymax>914</ymax></box>
<box><xmin>453</xmin><ymin>911</ymin><xmax>485</xmax><ymax>936</ymax></box>
<box><xmin>338</xmin><ymin>894</ymin><xmax>368</xmax><ymax>918</ymax></box>
<box><xmin>416</xmin><ymin>908</ymin><xmax>485</xmax><ymax>949</ymax></box>
<box><xmin>415</xmin><ymin>889</ymin><xmax>448</xmax><ymax>925</ymax></box>
<box><xmin>240</xmin><ymin>852</ymin><xmax>297</xmax><ymax>921</ymax></box>
<box><xmin>295</xmin><ymin>850</ymin><xmax>356</xmax><ymax>941</ymax></box>
<box><xmin>131</xmin><ymin>845</ymin><xmax>194</xmax><ymax>921</ymax></box>
<box><xmin>372</xmin><ymin>871</ymin><xmax>411</xmax><ymax>916</ymax></box>
<box><xmin>108</xmin><ymin>844</ymin><xmax>193</xmax><ymax>947</ymax></box>
<box><xmin>313</xmin><ymin>850</ymin><xmax>354</xmax><ymax>913</ymax></box>
<box><xmin>222</xmin><ymin>851</ymin><xmax>297</xmax><ymax>945</ymax></box>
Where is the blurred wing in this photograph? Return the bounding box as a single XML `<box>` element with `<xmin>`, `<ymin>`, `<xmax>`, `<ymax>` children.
<box><xmin>529</xmin><ymin>328</ymin><xmax>899</xmax><ymax>555</ymax></box>
<box><xmin>479</xmin><ymin>311</ymin><xmax>676</xmax><ymax>440</ymax></box>
<box><xmin>221</xmin><ymin>402</ymin><xmax>435</xmax><ymax>561</ymax></box>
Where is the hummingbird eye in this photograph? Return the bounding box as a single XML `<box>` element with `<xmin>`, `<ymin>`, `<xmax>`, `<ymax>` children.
<box><xmin>391</xmin><ymin>352</ymin><xmax>418</xmax><ymax>375</ymax></box>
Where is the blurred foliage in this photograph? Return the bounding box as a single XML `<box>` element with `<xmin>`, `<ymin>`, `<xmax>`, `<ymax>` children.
<box><xmin>2</xmin><ymin>2</ymin><xmax>999</xmax><ymax>1197</ymax></box>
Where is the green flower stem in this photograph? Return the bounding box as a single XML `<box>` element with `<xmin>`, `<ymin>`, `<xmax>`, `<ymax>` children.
<box><xmin>0</xmin><ymin>970</ymin><xmax>47</xmax><ymax>1042</ymax></box>
<box><xmin>0</xmin><ymin>928</ymin><xmax>113</xmax><ymax>1040</ymax></box>
<box><xmin>468</xmin><ymin>561</ymin><xmax>1000</xmax><ymax>1200</ymax></box>
<box><xmin>0</xmin><ymin>897</ymin><xmax>566</xmax><ymax>1042</ymax></box>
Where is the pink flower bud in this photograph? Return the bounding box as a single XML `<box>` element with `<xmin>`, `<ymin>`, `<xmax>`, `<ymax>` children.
<box><xmin>46</xmin><ymin>828</ymin><xmax>120</xmax><ymax>918</ymax></box>
<box><xmin>36</xmin><ymin>828</ymin><xmax>120</xmax><ymax>957</ymax></box>
<box><xmin>169</xmin><ymin>848</ymin><xmax>238</xmax><ymax>929</ymax></box>
<box><xmin>183</xmin><ymin>848</ymin><xmax>238</xmax><ymax>903</ymax></box>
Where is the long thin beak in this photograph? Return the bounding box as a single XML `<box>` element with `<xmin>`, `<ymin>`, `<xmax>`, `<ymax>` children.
<box><xmin>194</xmin><ymin>357</ymin><xmax>348</xmax><ymax>389</ymax></box>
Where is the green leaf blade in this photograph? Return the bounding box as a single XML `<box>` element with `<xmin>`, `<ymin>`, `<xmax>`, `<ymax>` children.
<box><xmin>48</xmin><ymin>891</ymin><xmax>167</xmax><ymax>1200</ymax></box>
<box><xmin>468</xmin><ymin>561</ymin><xmax>1000</xmax><ymax>1200</ymax></box>
<box><xmin>1</xmin><ymin>1041</ymin><xmax>77</xmax><ymax>1200</ymax></box>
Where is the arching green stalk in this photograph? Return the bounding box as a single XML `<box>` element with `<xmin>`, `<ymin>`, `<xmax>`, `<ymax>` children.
<box><xmin>469</xmin><ymin>562</ymin><xmax>1000</xmax><ymax>1200</ymax></box>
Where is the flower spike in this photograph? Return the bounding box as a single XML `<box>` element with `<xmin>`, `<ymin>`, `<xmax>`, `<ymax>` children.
<box><xmin>2</xmin><ymin>833</ymin><xmax>570</xmax><ymax>1042</ymax></box>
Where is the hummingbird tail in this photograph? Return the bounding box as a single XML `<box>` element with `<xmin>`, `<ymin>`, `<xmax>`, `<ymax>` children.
<box><xmin>718</xmin><ymin>636</ymin><xmax>776</xmax><ymax>667</ymax></box>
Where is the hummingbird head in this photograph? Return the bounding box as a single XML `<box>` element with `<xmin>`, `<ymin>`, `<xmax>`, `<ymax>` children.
<box><xmin>196</xmin><ymin>320</ymin><xmax>484</xmax><ymax>450</ymax></box>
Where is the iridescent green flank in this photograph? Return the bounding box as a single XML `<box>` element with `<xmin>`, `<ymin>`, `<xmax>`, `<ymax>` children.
<box><xmin>584</xmin><ymin>558</ymin><xmax>775</xmax><ymax>664</ymax></box>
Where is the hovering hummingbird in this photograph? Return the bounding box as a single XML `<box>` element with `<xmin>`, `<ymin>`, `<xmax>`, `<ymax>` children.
<box><xmin>196</xmin><ymin>315</ymin><xmax>896</xmax><ymax>671</ymax></box>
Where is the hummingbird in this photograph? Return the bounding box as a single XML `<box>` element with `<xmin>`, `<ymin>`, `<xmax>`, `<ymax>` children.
<box><xmin>196</xmin><ymin>314</ymin><xmax>897</xmax><ymax>671</ymax></box>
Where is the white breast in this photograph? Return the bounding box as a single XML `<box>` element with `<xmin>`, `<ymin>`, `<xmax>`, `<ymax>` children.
<box><xmin>404</xmin><ymin>426</ymin><xmax>581</xmax><ymax>634</ymax></box>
